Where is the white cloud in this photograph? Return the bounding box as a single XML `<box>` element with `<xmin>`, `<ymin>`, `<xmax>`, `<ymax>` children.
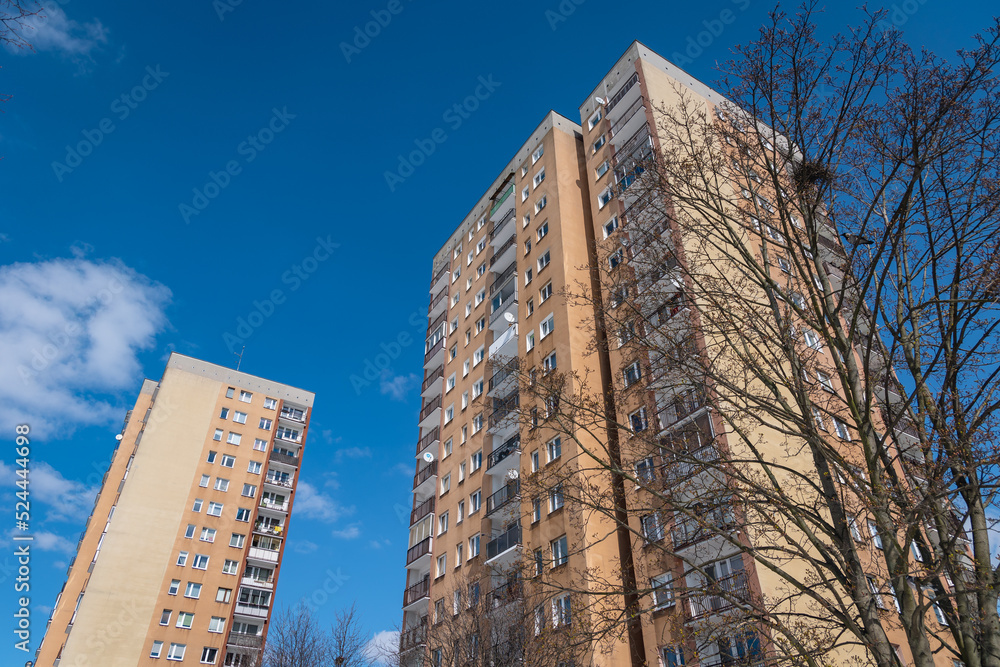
<box><xmin>0</xmin><ymin>459</ymin><xmax>97</xmax><ymax>523</ymax></box>
<box><xmin>5</xmin><ymin>3</ymin><xmax>108</xmax><ymax>58</ymax></box>
<box><xmin>290</xmin><ymin>540</ymin><xmax>318</xmax><ymax>554</ymax></box>
<box><xmin>0</xmin><ymin>258</ymin><xmax>171</xmax><ymax>436</ymax></box>
<box><xmin>335</xmin><ymin>446</ymin><xmax>371</xmax><ymax>462</ymax></box>
<box><xmin>293</xmin><ymin>481</ymin><xmax>352</xmax><ymax>523</ymax></box>
<box><xmin>380</xmin><ymin>371</ymin><xmax>418</xmax><ymax>401</ymax></box>
<box><xmin>32</xmin><ymin>530</ymin><xmax>75</xmax><ymax>553</ymax></box>
<box><xmin>331</xmin><ymin>523</ymin><xmax>361</xmax><ymax>540</ymax></box>
<box><xmin>368</xmin><ymin>538</ymin><xmax>391</xmax><ymax>550</ymax></box>
<box><xmin>364</xmin><ymin>630</ymin><xmax>400</xmax><ymax>665</ymax></box>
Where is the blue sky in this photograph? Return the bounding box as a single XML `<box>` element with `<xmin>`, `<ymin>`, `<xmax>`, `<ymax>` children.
<box><xmin>0</xmin><ymin>0</ymin><xmax>996</xmax><ymax>663</ymax></box>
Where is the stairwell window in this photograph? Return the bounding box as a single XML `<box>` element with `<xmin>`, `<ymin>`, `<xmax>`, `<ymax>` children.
<box><xmin>603</xmin><ymin>216</ymin><xmax>619</xmax><ymax>238</ymax></box>
<box><xmin>630</xmin><ymin>407</ymin><xmax>648</xmax><ymax>433</ymax></box>
<box><xmin>623</xmin><ymin>361</ymin><xmax>642</xmax><ymax>388</ymax></box>
<box><xmin>588</xmin><ymin>109</ymin><xmax>602</xmax><ymax>130</ymax></box>
<box><xmin>534</xmin><ymin>196</ymin><xmax>548</xmax><ymax>214</ymax></box>
<box><xmin>536</xmin><ymin>221</ymin><xmax>548</xmax><ymax>241</ymax></box>
<box><xmin>651</xmin><ymin>573</ymin><xmax>675</xmax><ymax>610</ymax></box>
<box><xmin>540</xmin><ymin>281</ymin><xmax>553</xmax><ymax>303</ymax></box>
<box><xmin>533</xmin><ymin>168</ymin><xmax>546</xmax><ymax>188</ymax></box>
<box><xmin>592</xmin><ymin>135</ymin><xmax>606</xmax><ymax>153</ymax></box>
<box><xmin>540</xmin><ymin>314</ymin><xmax>554</xmax><ymax>339</ymax></box>
<box><xmin>599</xmin><ymin>188</ymin><xmax>614</xmax><ymax>209</ymax></box>
<box><xmin>532</xmin><ymin>144</ymin><xmax>544</xmax><ymax>163</ymax></box>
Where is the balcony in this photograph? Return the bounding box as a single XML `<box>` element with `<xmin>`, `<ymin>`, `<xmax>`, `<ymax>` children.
<box><xmin>430</xmin><ymin>263</ymin><xmax>449</xmax><ymax>292</ymax></box>
<box><xmin>488</xmin><ymin>393</ymin><xmax>519</xmax><ymax>431</ymax></box>
<box><xmin>487</xmin><ymin>435</ymin><xmax>519</xmax><ymax>471</ymax></box>
<box><xmin>241</xmin><ymin>574</ymin><xmax>274</xmax><ymax>590</ymax></box>
<box><xmin>258</xmin><ymin>498</ymin><xmax>289</xmax><ymax>513</ymax></box>
<box><xmin>399</xmin><ymin>622</ymin><xmax>427</xmax><ymax>653</ymax></box>
<box><xmin>269</xmin><ymin>450</ymin><xmax>299</xmax><ymax>467</ymax></box>
<box><xmin>413</xmin><ymin>461</ymin><xmax>438</xmax><ymax>494</ymax></box>
<box><xmin>490</xmin><ymin>579</ymin><xmax>522</xmax><ymax>609</ymax></box>
<box><xmin>490</xmin><ymin>207</ymin><xmax>516</xmax><ymax>245</ymax></box>
<box><xmin>489</xmin><ymin>235</ymin><xmax>517</xmax><ymax>272</ymax></box>
<box><xmin>609</xmin><ymin>95</ymin><xmax>646</xmax><ymax>138</ymax></box>
<box><xmin>235</xmin><ymin>603</ymin><xmax>269</xmax><ymax>619</ymax></box>
<box><xmin>489</xmin><ymin>293</ymin><xmax>517</xmax><ymax>328</ymax></box>
<box><xmin>421</xmin><ymin>366</ymin><xmax>444</xmax><ymax>398</ymax></box>
<box><xmin>486</xmin><ymin>523</ymin><xmax>521</xmax><ymax>562</ymax></box>
<box><xmin>426</xmin><ymin>310</ymin><xmax>447</xmax><ymax>340</ymax></box>
<box><xmin>415</xmin><ymin>426</ymin><xmax>440</xmax><ymax>457</ymax></box>
<box><xmin>253</xmin><ymin>521</ymin><xmax>285</xmax><ymax>537</ymax></box>
<box><xmin>489</xmin><ymin>325</ymin><xmax>518</xmax><ymax>365</ymax></box>
<box><xmin>418</xmin><ymin>395</ymin><xmax>442</xmax><ymax>430</ymax></box>
<box><xmin>227</xmin><ymin>634</ymin><xmax>264</xmax><ymax>650</ymax></box>
<box><xmin>423</xmin><ymin>337</ymin><xmax>446</xmax><ymax>369</ymax></box>
<box><xmin>403</xmin><ymin>578</ymin><xmax>430</xmax><ymax>608</ymax></box>
<box><xmin>489</xmin><ymin>184</ymin><xmax>515</xmax><ymax>220</ymax></box>
<box><xmin>489</xmin><ymin>262</ymin><xmax>517</xmax><ymax>297</ymax></box>
<box><xmin>278</xmin><ymin>406</ymin><xmax>307</xmax><ymax>423</ymax></box>
<box><xmin>428</xmin><ymin>289</ymin><xmax>447</xmax><ymax>319</ymax></box>
<box><xmin>488</xmin><ymin>357</ymin><xmax>519</xmax><ymax>394</ymax></box>
<box><xmin>406</xmin><ymin>537</ymin><xmax>432</xmax><ymax>566</ymax></box>
<box><xmin>486</xmin><ymin>480</ymin><xmax>519</xmax><ymax>516</ymax></box>
<box><xmin>410</xmin><ymin>496</ymin><xmax>435</xmax><ymax>525</ymax></box>
<box><xmin>263</xmin><ymin>474</ymin><xmax>293</xmax><ymax>489</ymax></box>
<box><xmin>606</xmin><ymin>72</ymin><xmax>639</xmax><ymax>112</ymax></box>
<box><xmin>691</xmin><ymin>571</ymin><xmax>750</xmax><ymax>617</ymax></box>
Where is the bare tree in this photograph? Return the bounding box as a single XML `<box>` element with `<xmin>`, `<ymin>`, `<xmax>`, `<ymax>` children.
<box><xmin>330</xmin><ymin>604</ymin><xmax>373</xmax><ymax>667</ymax></box>
<box><xmin>263</xmin><ymin>606</ymin><xmax>332</xmax><ymax>667</ymax></box>
<box><xmin>0</xmin><ymin>0</ymin><xmax>42</xmax><ymax>51</ymax></box>
<box><xmin>520</xmin><ymin>4</ymin><xmax>1000</xmax><ymax>667</ymax></box>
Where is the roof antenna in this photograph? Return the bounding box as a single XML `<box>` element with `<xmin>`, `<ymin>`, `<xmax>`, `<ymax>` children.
<box><xmin>235</xmin><ymin>346</ymin><xmax>245</xmax><ymax>372</ymax></box>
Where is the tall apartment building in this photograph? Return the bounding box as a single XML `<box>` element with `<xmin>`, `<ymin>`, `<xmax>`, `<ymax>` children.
<box><xmin>36</xmin><ymin>353</ymin><xmax>314</xmax><ymax>667</ymax></box>
<box><xmin>400</xmin><ymin>42</ymin><xmax>953</xmax><ymax>667</ymax></box>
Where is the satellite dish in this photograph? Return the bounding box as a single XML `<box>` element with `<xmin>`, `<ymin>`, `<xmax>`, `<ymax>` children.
<box><xmin>506</xmin><ymin>469</ymin><xmax>519</xmax><ymax>480</ymax></box>
<box><xmin>595</xmin><ymin>96</ymin><xmax>607</xmax><ymax>105</ymax></box>
<box><xmin>115</xmin><ymin>434</ymin><xmax>123</xmax><ymax>441</ymax></box>
<box><xmin>422</xmin><ymin>451</ymin><xmax>434</xmax><ymax>463</ymax></box>
<box><xmin>503</xmin><ymin>312</ymin><xmax>516</xmax><ymax>323</ymax></box>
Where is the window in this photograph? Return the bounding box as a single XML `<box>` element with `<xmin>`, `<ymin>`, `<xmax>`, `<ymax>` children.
<box><xmin>441</xmin><ymin>474</ymin><xmax>451</xmax><ymax>495</ymax></box>
<box><xmin>168</xmin><ymin>579</ymin><xmax>181</xmax><ymax>595</ymax></box>
<box><xmin>449</xmin><ymin>344</ymin><xmax>458</xmax><ymax>361</ymax></box>
<box><xmin>603</xmin><ymin>216</ymin><xmax>619</xmax><ymax>238</ymax></box>
<box><xmin>540</xmin><ymin>281</ymin><xmax>552</xmax><ymax>302</ymax></box>
<box><xmin>817</xmin><ymin>371</ymin><xmax>834</xmax><ymax>392</ymax></box>
<box><xmin>221</xmin><ymin>455</ymin><xmax>235</xmax><ymax>468</ymax></box>
<box><xmin>151</xmin><ymin>641</ymin><xmax>164</xmax><ymax>658</ymax></box>
<box><xmin>167</xmin><ymin>644</ymin><xmax>186</xmax><ymax>661</ymax></box>
<box><xmin>540</xmin><ymin>314</ymin><xmax>554</xmax><ymax>339</ymax></box>
<box><xmin>469</xmin><ymin>533</ymin><xmax>480</xmax><ymax>558</ymax></box>
<box><xmin>526</xmin><ymin>297</ymin><xmax>534</xmax><ymax>316</ymax></box>
<box><xmin>192</xmin><ymin>554</ymin><xmax>209</xmax><ymax>570</ymax></box>
<box><xmin>199</xmin><ymin>475</ymin><xmax>210</xmax><ymax>488</ymax></box>
<box><xmin>436</xmin><ymin>554</ymin><xmax>447</xmax><ymax>578</ymax></box>
<box><xmin>207</xmin><ymin>502</ymin><xmax>223</xmax><ymax>517</ymax></box>
<box><xmin>526</xmin><ymin>330</ymin><xmax>535</xmax><ymax>351</ymax></box>
<box><xmin>471</xmin><ymin>450</ymin><xmax>482</xmax><ymax>471</ymax></box>
<box><xmin>549</xmin><ymin>483</ymin><xmax>564</xmax><ymax>512</ymax></box>
<box><xmin>525</xmin><ymin>267</ymin><xmax>533</xmax><ymax>285</ymax></box>
<box><xmin>534</xmin><ymin>548</ymin><xmax>545</xmax><ymax>576</ymax></box>
<box><xmin>592</xmin><ymin>134</ymin><xmax>606</xmax><ymax>153</ymax></box>
<box><xmin>475</xmin><ymin>288</ymin><xmax>485</xmax><ymax>306</ymax></box>
<box><xmin>201</xmin><ymin>647</ymin><xmax>219</xmax><ymax>664</ymax></box>
<box><xmin>230</xmin><ymin>533</ymin><xmax>245</xmax><ymax>548</ymax></box>
<box><xmin>803</xmin><ymin>329</ymin><xmax>823</xmax><ymax>351</ymax></box>
<box><xmin>537</xmin><ymin>250</ymin><xmax>551</xmax><ymax>272</ymax></box>
<box><xmin>185</xmin><ymin>524</ymin><xmax>196</xmax><ymax>538</ymax></box>
<box><xmin>439</xmin><ymin>511</ymin><xmax>449</xmax><ymax>535</ymax></box>
<box><xmin>833</xmin><ymin>417</ymin><xmax>851</xmax><ymax>440</ymax></box>
<box><xmin>176</xmin><ymin>551</ymin><xmax>189</xmax><ymax>566</ymax></box>
<box><xmin>200</xmin><ymin>528</ymin><xmax>216</xmax><ymax>543</ymax></box>
<box><xmin>868</xmin><ymin>520</ymin><xmax>883</xmax><ymax>549</ymax></box>
<box><xmin>470</xmin><ymin>489</ymin><xmax>481</xmax><ymax>514</ymax></box>
<box><xmin>185</xmin><ymin>582</ymin><xmax>203</xmax><ymax>598</ymax></box>
<box><xmin>552</xmin><ymin>594</ymin><xmax>572</xmax><ymax>627</ymax></box>
<box><xmin>213</xmin><ymin>428</ymin><xmax>223</xmax><ymax>441</ymax></box>
<box><xmin>230</xmin><ymin>411</ymin><xmax>247</xmax><ymax>425</ymax></box>
<box><xmin>176</xmin><ymin>612</ymin><xmax>194</xmax><ymax>629</ymax></box>
<box><xmin>214</xmin><ymin>478</ymin><xmax>229</xmax><ymax>492</ymax></box>
<box><xmin>242</xmin><ymin>484</ymin><xmax>257</xmax><ymax>498</ymax></box>
<box><xmin>848</xmin><ymin>514</ymin><xmax>863</xmax><ymax>541</ymax></box>
<box><xmin>247</xmin><ymin>461</ymin><xmax>262</xmax><ymax>474</ymax></box>
<box><xmin>867</xmin><ymin>576</ymin><xmax>886</xmax><ymax>609</ymax></box>
<box><xmin>225</xmin><ymin>387</ymin><xmax>236</xmax><ymax>399</ymax></box>
<box><xmin>661</xmin><ymin>646</ymin><xmax>685</xmax><ymax>667</ymax></box>
<box><xmin>532</xmin><ymin>144</ymin><xmax>544</xmax><ymax>163</ymax></box>
<box><xmin>236</xmin><ymin>508</ymin><xmax>252</xmax><ymax>522</ymax></box>
<box><xmin>547</xmin><ymin>437</ymin><xmax>562</xmax><ymax>462</ymax></box>
<box><xmin>192</xmin><ymin>499</ymin><xmax>203</xmax><ymax>512</ymax></box>
<box><xmin>588</xmin><ymin>109</ymin><xmax>602</xmax><ymax>130</ymax></box>
<box><xmin>446</xmin><ymin>373</ymin><xmax>456</xmax><ymax>392</ymax></box>
<box><xmin>534</xmin><ymin>196</ymin><xmax>548</xmax><ymax>214</ymax></box>
<box><xmin>222</xmin><ymin>559</ymin><xmax>239</xmax><ymax>575</ymax></box>
<box><xmin>474</xmin><ymin>346</ymin><xmax>485</xmax><ymax>366</ymax></box>
<box><xmin>532</xmin><ymin>497</ymin><xmax>542</xmax><ymax>522</ymax></box>
<box><xmin>623</xmin><ymin>361</ymin><xmax>642</xmax><ymax>388</ymax></box>
<box><xmin>552</xmin><ymin>535</ymin><xmax>569</xmax><ymax>567</ymax></box>
<box><xmin>160</xmin><ymin>609</ymin><xmax>173</xmax><ymax>626</ymax></box>
<box><xmin>598</xmin><ymin>188</ymin><xmax>613</xmax><ymax>208</ymax></box>
<box><xmin>811</xmin><ymin>406</ymin><xmax>827</xmax><ymax>431</ymax></box>
<box><xmin>465</xmin><ymin>301</ymin><xmax>472</xmax><ymax>317</ymax></box>
<box><xmin>533</xmin><ymin>168</ymin><xmax>546</xmax><ymax>187</ymax></box>
<box><xmin>472</xmin><ymin>378</ymin><xmax>484</xmax><ymax>398</ymax></box>
<box><xmin>911</xmin><ymin>541</ymin><xmax>924</xmax><ymax>563</ymax></box>
<box><xmin>258</xmin><ymin>418</ymin><xmax>272</xmax><ymax>430</ymax></box>
<box><xmin>536</xmin><ymin>221</ymin><xmax>548</xmax><ymax>241</ymax></box>
<box><xmin>226</xmin><ymin>432</ymin><xmax>242</xmax><ymax>445</ymax></box>
<box><xmin>629</xmin><ymin>407</ymin><xmax>648</xmax><ymax>433</ymax></box>
<box><xmin>609</xmin><ymin>248</ymin><xmax>624</xmax><ymax>269</ymax></box>
<box><xmin>253</xmin><ymin>439</ymin><xmax>267</xmax><ymax>452</ymax></box>
<box><xmin>635</xmin><ymin>457</ymin><xmax>656</xmax><ymax>483</ymax></box>
<box><xmin>216</xmin><ymin>588</ymin><xmax>232</xmax><ymax>603</ymax></box>
<box><xmin>543</xmin><ymin>352</ymin><xmax>557</xmax><ymax>373</ymax></box>
<box><xmin>531</xmin><ymin>450</ymin><xmax>540</xmax><ymax>472</ymax></box>
<box><xmin>457</xmin><ymin>500</ymin><xmax>465</xmax><ymax>522</ymax></box>
<box><xmin>596</xmin><ymin>160</ymin><xmax>610</xmax><ymax>179</ymax></box>
<box><xmin>641</xmin><ymin>513</ymin><xmax>665</xmax><ymax>542</ymax></box>
<box><xmin>475</xmin><ymin>317</ymin><xmax>485</xmax><ymax>333</ymax></box>
<box><xmin>263</xmin><ymin>397</ymin><xmax>277</xmax><ymax>410</ymax></box>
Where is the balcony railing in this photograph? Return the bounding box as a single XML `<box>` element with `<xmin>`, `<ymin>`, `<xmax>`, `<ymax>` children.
<box><xmin>227</xmin><ymin>633</ymin><xmax>264</xmax><ymax>649</ymax></box>
<box><xmin>269</xmin><ymin>450</ymin><xmax>299</xmax><ymax>467</ymax></box>
<box><xmin>609</xmin><ymin>95</ymin><xmax>645</xmax><ymax>137</ymax></box>
<box><xmin>693</xmin><ymin>571</ymin><xmax>750</xmax><ymax>616</ymax></box>
<box><xmin>428</xmin><ymin>289</ymin><xmax>447</xmax><ymax>312</ymax></box>
<box><xmin>253</xmin><ymin>522</ymin><xmax>285</xmax><ymax>536</ymax></box>
<box><xmin>607</xmin><ymin>72</ymin><xmax>639</xmax><ymax>111</ymax></box>
<box><xmin>490</xmin><ymin>263</ymin><xmax>517</xmax><ymax>296</ymax></box>
<box><xmin>406</xmin><ymin>537</ymin><xmax>432</xmax><ymax>565</ymax></box>
<box><xmin>279</xmin><ymin>407</ymin><xmax>306</xmax><ymax>423</ymax></box>
<box><xmin>488</xmin><ymin>394</ymin><xmax>519</xmax><ymax>429</ymax></box>
<box><xmin>489</xmin><ymin>185</ymin><xmax>514</xmax><ymax>218</ymax></box>
<box><xmin>486</xmin><ymin>481</ymin><xmax>519</xmax><ymax>515</ymax></box>
<box><xmin>423</xmin><ymin>338</ymin><xmax>446</xmax><ymax>365</ymax></box>
<box><xmin>430</xmin><ymin>263</ymin><xmax>448</xmax><ymax>287</ymax></box>
<box><xmin>489</xmin><ymin>236</ymin><xmax>517</xmax><ymax>267</ymax></box>
<box><xmin>487</xmin><ymin>435</ymin><xmax>519</xmax><ymax>470</ymax></box>
<box><xmin>490</xmin><ymin>206</ymin><xmax>516</xmax><ymax>241</ymax></box>
<box><xmin>416</xmin><ymin>426</ymin><xmax>440</xmax><ymax>456</ymax></box>
<box><xmin>489</xmin><ymin>296</ymin><xmax>517</xmax><ymax>326</ymax></box>
<box><xmin>421</xmin><ymin>367</ymin><xmax>444</xmax><ymax>393</ymax></box>
<box><xmin>419</xmin><ymin>395</ymin><xmax>442</xmax><ymax>422</ymax></box>
<box><xmin>490</xmin><ymin>579</ymin><xmax>522</xmax><ymax>608</ymax></box>
<box><xmin>426</xmin><ymin>310</ymin><xmax>447</xmax><ymax>338</ymax></box>
<box><xmin>486</xmin><ymin>524</ymin><xmax>521</xmax><ymax>560</ymax></box>
<box><xmin>403</xmin><ymin>578</ymin><xmax>430</xmax><ymax>607</ymax></box>
<box><xmin>263</xmin><ymin>475</ymin><xmax>293</xmax><ymax>488</ymax></box>
<box><xmin>411</xmin><ymin>496</ymin><xmax>435</xmax><ymax>525</ymax></box>
<box><xmin>488</xmin><ymin>358</ymin><xmax>519</xmax><ymax>392</ymax></box>
<box><xmin>259</xmin><ymin>499</ymin><xmax>289</xmax><ymax>513</ymax></box>
<box><xmin>413</xmin><ymin>462</ymin><xmax>437</xmax><ymax>490</ymax></box>
<box><xmin>399</xmin><ymin>622</ymin><xmax>427</xmax><ymax>653</ymax></box>
<box><xmin>235</xmin><ymin>603</ymin><xmax>269</xmax><ymax>618</ymax></box>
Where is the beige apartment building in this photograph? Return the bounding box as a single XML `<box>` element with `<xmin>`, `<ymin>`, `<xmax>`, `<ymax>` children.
<box><xmin>399</xmin><ymin>42</ymin><xmax>957</xmax><ymax>667</ymax></box>
<box><xmin>35</xmin><ymin>353</ymin><xmax>313</xmax><ymax>667</ymax></box>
